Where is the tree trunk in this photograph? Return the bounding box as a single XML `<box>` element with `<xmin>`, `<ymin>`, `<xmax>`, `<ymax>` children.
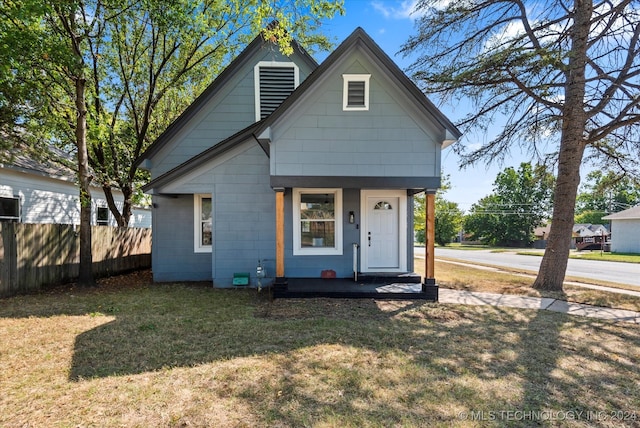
<box><xmin>76</xmin><ymin>75</ymin><xmax>95</xmax><ymax>287</ymax></box>
<box><xmin>103</xmin><ymin>185</ymin><xmax>130</xmax><ymax>227</ymax></box>
<box><xmin>532</xmin><ymin>135</ymin><xmax>585</xmax><ymax>291</ymax></box>
<box><xmin>533</xmin><ymin>0</ymin><xmax>591</xmax><ymax>292</ymax></box>
<box><xmin>120</xmin><ymin>183</ymin><xmax>133</xmax><ymax>227</ymax></box>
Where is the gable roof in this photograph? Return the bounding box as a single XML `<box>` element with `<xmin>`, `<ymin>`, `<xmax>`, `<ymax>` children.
<box><xmin>255</xmin><ymin>27</ymin><xmax>461</xmax><ymax>143</ymax></box>
<box><xmin>603</xmin><ymin>205</ymin><xmax>640</xmax><ymax>220</ymax></box>
<box><xmin>141</xmin><ymin>122</ymin><xmax>262</xmax><ymax>193</ymax></box>
<box><xmin>134</xmin><ymin>33</ymin><xmax>318</xmax><ymax>168</ymax></box>
<box><xmin>141</xmin><ymin>27</ymin><xmax>462</xmax><ymax>194</ymax></box>
<box><xmin>572</xmin><ymin>223</ymin><xmax>608</xmax><ymax>237</ymax></box>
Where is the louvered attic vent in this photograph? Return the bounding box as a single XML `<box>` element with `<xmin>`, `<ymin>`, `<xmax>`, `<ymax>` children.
<box><xmin>347</xmin><ymin>81</ymin><xmax>365</xmax><ymax>107</ymax></box>
<box><xmin>258</xmin><ymin>66</ymin><xmax>296</xmax><ymax>120</ymax></box>
<box><xmin>342</xmin><ymin>74</ymin><xmax>371</xmax><ymax>111</ymax></box>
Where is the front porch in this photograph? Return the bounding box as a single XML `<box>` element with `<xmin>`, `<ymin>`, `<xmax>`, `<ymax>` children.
<box><xmin>272</xmin><ymin>273</ymin><xmax>438</xmax><ymax>301</ymax></box>
<box><xmin>273</xmin><ymin>189</ymin><xmax>438</xmax><ymax>300</ymax></box>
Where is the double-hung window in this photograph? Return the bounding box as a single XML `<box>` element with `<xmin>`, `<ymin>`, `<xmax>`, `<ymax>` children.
<box><xmin>194</xmin><ymin>194</ymin><xmax>212</xmax><ymax>253</ymax></box>
<box><xmin>293</xmin><ymin>188</ymin><xmax>343</xmax><ymax>255</ymax></box>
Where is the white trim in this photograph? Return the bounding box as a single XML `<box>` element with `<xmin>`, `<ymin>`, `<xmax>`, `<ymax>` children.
<box><xmin>360</xmin><ymin>190</ymin><xmax>407</xmax><ymax>272</ymax></box>
<box><xmin>194</xmin><ymin>194</ymin><xmax>212</xmax><ymax>253</ymax></box>
<box><xmin>293</xmin><ymin>188</ymin><xmax>343</xmax><ymax>256</ymax></box>
<box><xmin>254</xmin><ymin>61</ymin><xmax>300</xmax><ymax>122</ymax></box>
<box><xmin>342</xmin><ymin>74</ymin><xmax>371</xmax><ymax>111</ymax></box>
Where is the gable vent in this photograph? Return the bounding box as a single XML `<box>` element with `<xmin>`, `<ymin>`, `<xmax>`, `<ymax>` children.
<box><xmin>342</xmin><ymin>74</ymin><xmax>371</xmax><ymax>111</ymax></box>
<box><xmin>347</xmin><ymin>81</ymin><xmax>365</xmax><ymax>107</ymax></box>
<box><xmin>258</xmin><ymin>66</ymin><xmax>296</xmax><ymax>120</ymax></box>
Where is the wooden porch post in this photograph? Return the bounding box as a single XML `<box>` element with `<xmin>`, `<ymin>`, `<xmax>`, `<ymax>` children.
<box><xmin>274</xmin><ymin>188</ymin><xmax>287</xmax><ymax>290</ymax></box>
<box><xmin>422</xmin><ymin>192</ymin><xmax>437</xmax><ymax>298</ymax></box>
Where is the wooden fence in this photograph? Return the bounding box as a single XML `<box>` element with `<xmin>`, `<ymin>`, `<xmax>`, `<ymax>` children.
<box><xmin>0</xmin><ymin>223</ymin><xmax>151</xmax><ymax>297</ymax></box>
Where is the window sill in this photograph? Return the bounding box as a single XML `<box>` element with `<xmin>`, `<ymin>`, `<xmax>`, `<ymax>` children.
<box><xmin>293</xmin><ymin>247</ymin><xmax>343</xmax><ymax>256</ymax></box>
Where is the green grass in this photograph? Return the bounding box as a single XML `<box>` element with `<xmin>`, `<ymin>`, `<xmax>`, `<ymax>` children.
<box><xmin>440</xmin><ymin>245</ymin><xmax>640</xmax><ymax>264</ymax></box>
<box><xmin>429</xmin><ymin>260</ymin><xmax>640</xmax><ymax>312</ymax></box>
<box><xmin>1</xmin><ymin>270</ymin><xmax>639</xmax><ymax>427</ymax></box>
<box><xmin>570</xmin><ymin>251</ymin><xmax>640</xmax><ymax>263</ymax></box>
<box><xmin>435</xmin><ymin>243</ymin><xmax>492</xmax><ymax>250</ymax></box>
<box><xmin>516</xmin><ymin>250</ymin><xmax>640</xmax><ymax>263</ymax></box>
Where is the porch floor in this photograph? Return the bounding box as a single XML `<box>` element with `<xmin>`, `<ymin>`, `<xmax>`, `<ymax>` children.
<box><xmin>272</xmin><ymin>275</ymin><xmax>437</xmax><ymax>301</ymax></box>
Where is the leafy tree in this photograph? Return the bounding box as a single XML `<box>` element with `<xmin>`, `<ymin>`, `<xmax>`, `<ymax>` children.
<box><xmin>1</xmin><ymin>0</ymin><xmax>118</xmax><ymax>286</ymax></box>
<box><xmin>574</xmin><ymin>210</ymin><xmax>606</xmax><ymax>225</ymax></box>
<box><xmin>463</xmin><ymin>163</ymin><xmax>554</xmax><ymax>246</ymax></box>
<box><xmin>464</xmin><ymin>194</ymin><xmax>502</xmax><ymax>245</ymax></box>
<box><xmin>402</xmin><ymin>1</ymin><xmax>640</xmax><ymax>291</ymax></box>
<box><xmin>84</xmin><ymin>0</ymin><xmax>344</xmax><ymax>226</ymax></box>
<box><xmin>435</xmin><ymin>198</ymin><xmax>464</xmax><ymax>246</ymax></box>
<box><xmin>575</xmin><ymin>170</ymin><xmax>640</xmax><ymax>223</ymax></box>
<box><xmin>0</xmin><ymin>0</ymin><xmax>343</xmax><ymax>285</ymax></box>
<box><xmin>414</xmin><ymin>175</ymin><xmax>464</xmax><ymax>246</ymax></box>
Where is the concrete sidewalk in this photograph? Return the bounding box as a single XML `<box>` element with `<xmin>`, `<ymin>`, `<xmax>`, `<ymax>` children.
<box><xmin>439</xmin><ymin>288</ymin><xmax>640</xmax><ymax>323</ymax></box>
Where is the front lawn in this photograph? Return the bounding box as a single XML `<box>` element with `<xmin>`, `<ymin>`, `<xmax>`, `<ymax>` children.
<box><xmin>515</xmin><ymin>250</ymin><xmax>640</xmax><ymax>264</ymax></box>
<box><xmin>1</xmin><ymin>270</ymin><xmax>638</xmax><ymax>427</ymax></box>
<box><xmin>429</xmin><ymin>260</ymin><xmax>640</xmax><ymax>312</ymax></box>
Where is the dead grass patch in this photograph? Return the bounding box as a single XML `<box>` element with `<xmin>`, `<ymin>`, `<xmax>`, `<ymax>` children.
<box><xmin>1</xmin><ymin>271</ymin><xmax>639</xmax><ymax>427</ymax></box>
<box><xmin>428</xmin><ymin>260</ymin><xmax>640</xmax><ymax>312</ymax></box>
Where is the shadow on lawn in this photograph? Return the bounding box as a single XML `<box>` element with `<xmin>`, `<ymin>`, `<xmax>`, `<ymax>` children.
<box><xmin>515</xmin><ymin>292</ymin><xmax>566</xmax><ymax>421</ymax></box>
<box><xmin>8</xmin><ymin>275</ymin><xmax>631</xmax><ymax>425</ymax></box>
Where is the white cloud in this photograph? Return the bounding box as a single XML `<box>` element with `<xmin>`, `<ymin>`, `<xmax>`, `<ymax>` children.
<box><xmin>370</xmin><ymin>0</ymin><xmax>424</xmax><ymax>20</ymax></box>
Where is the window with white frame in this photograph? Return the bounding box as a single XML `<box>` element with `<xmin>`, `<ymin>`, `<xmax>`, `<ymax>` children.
<box><xmin>293</xmin><ymin>188</ymin><xmax>343</xmax><ymax>255</ymax></box>
<box><xmin>343</xmin><ymin>74</ymin><xmax>370</xmax><ymax>111</ymax></box>
<box><xmin>194</xmin><ymin>194</ymin><xmax>212</xmax><ymax>253</ymax></box>
<box><xmin>96</xmin><ymin>207</ymin><xmax>109</xmax><ymax>226</ymax></box>
<box><xmin>254</xmin><ymin>61</ymin><xmax>299</xmax><ymax>121</ymax></box>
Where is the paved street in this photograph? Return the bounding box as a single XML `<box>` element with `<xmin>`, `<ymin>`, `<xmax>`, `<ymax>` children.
<box><xmin>415</xmin><ymin>247</ymin><xmax>640</xmax><ymax>288</ymax></box>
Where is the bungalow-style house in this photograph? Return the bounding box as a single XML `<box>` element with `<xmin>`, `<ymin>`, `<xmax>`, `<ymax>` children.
<box><xmin>603</xmin><ymin>206</ymin><xmax>640</xmax><ymax>253</ymax></box>
<box><xmin>136</xmin><ymin>27</ymin><xmax>460</xmax><ymax>297</ymax></box>
<box><xmin>0</xmin><ymin>146</ymin><xmax>151</xmax><ymax>227</ymax></box>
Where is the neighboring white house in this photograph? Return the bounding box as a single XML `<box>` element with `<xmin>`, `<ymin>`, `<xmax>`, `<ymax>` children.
<box><xmin>0</xmin><ymin>149</ymin><xmax>151</xmax><ymax>227</ymax></box>
<box><xmin>602</xmin><ymin>206</ymin><xmax>640</xmax><ymax>254</ymax></box>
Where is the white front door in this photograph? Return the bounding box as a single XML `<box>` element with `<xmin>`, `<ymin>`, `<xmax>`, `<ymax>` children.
<box><xmin>361</xmin><ymin>190</ymin><xmax>407</xmax><ymax>272</ymax></box>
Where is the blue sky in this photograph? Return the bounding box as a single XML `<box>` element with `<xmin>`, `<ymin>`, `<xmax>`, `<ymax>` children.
<box><xmin>316</xmin><ymin>0</ymin><xmax>528</xmax><ymax>210</ymax></box>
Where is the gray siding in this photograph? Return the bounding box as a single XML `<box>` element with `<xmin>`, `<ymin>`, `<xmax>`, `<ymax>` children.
<box><xmin>151</xmin><ymin>49</ymin><xmax>315</xmax><ymax>178</ymax></box>
<box><xmin>211</xmin><ymin>145</ymin><xmax>275</xmax><ymax>286</ymax></box>
<box><xmin>152</xmin><ymin>173</ymin><xmax>417</xmax><ymax>282</ymax></box>
<box><xmin>151</xmin><ymin>194</ymin><xmax>211</xmax><ymax>282</ymax></box>
<box><xmin>150</xmin><ymin>142</ymin><xmax>278</xmax><ymax>286</ymax></box>
<box><xmin>270</xmin><ymin>50</ymin><xmax>442</xmax><ymax>179</ymax></box>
